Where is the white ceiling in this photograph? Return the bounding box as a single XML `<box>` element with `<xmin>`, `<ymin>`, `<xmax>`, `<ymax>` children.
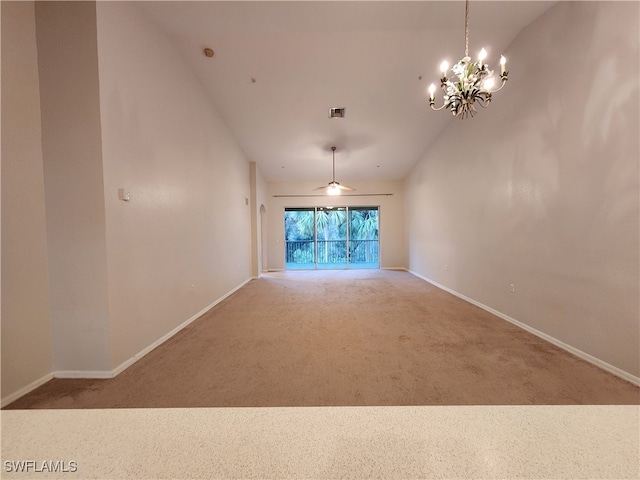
<box><xmin>136</xmin><ymin>1</ymin><xmax>556</xmax><ymax>184</ymax></box>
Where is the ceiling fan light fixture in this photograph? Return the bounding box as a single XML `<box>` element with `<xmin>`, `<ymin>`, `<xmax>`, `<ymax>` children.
<box><xmin>314</xmin><ymin>147</ymin><xmax>355</xmax><ymax>195</ymax></box>
<box><xmin>327</xmin><ymin>183</ymin><xmax>341</xmax><ymax>196</ymax></box>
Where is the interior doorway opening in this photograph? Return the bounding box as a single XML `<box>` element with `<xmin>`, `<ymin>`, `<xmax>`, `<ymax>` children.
<box><xmin>284</xmin><ymin>206</ymin><xmax>379</xmax><ymax>270</ymax></box>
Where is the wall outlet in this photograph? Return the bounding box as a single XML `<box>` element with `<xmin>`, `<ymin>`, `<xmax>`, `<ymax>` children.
<box><xmin>190</xmin><ymin>284</ymin><xmax>195</xmax><ymax>293</ymax></box>
<box><xmin>509</xmin><ymin>283</ymin><xmax>515</xmax><ymax>293</ymax></box>
<box><xmin>444</xmin><ymin>264</ymin><xmax>448</xmax><ymax>271</ymax></box>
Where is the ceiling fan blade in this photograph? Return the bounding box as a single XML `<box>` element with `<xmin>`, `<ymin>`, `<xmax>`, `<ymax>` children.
<box><xmin>337</xmin><ymin>184</ymin><xmax>355</xmax><ymax>191</ymax></box>
<box><xmin>314</xmin><ymin>185</ymin><xmax>330</xmax><ymax>191</ymax></box>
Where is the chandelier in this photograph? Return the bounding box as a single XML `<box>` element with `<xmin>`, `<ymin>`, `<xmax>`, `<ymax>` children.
<box><xmin>428</xmin><ymin>0</ymin><xmax>508</xmax><ymax>119</ymax></box>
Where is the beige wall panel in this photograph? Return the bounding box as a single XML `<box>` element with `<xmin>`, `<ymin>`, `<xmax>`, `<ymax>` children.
<box><xmin>1</xmin><ymin>1</ymin><xmax>54</xmax><ymax>398</ymax></box>
<box><xmin>406</xmin><ymin>2</ymin><xmax>639</xmax><ymax>377</ymax></box>
<box><xmin>95</xmin><ymin>3</ymin><xmax>252</xmax><ymax>369</ymax></box>
<box><xmin>35</xmin><ymin>1</ymin><xmax>112</xmax><ymax>372</ymax></box>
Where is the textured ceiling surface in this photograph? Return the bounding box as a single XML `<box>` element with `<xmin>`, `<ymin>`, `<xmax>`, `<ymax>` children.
<box><xmin>137</xmin><ymin>1</ymin><xmax>556</xmax><ymax>183</ymax></box>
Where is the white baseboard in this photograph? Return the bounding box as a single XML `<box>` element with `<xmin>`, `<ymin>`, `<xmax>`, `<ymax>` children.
<box><xmin>110</xmin><ymin>277</ymin><xmax>252</xmax><ymax>377</ymax></box>
<box><xmin>382</xmin><ymin>267</ymin><xmax>408</xmax><ymax>271</ymax></box>
<box><xmin>409</xmin><ymin>270</ymin><xmax>640</xmax><ymax>387</ymax></box>
<box><xmin>1</xmin><ymin>278</ymin><xmax>253</xmax><ymax>406</ymax></box>
<box><xmin>1</xmin><ymin>372</ymin><xmax>54</xmax><ymax>408</ymax></box>
<box><xmin>55</xmin><ymin>370</ymin><xmax>113</xmax><ymax>379</ymax></box>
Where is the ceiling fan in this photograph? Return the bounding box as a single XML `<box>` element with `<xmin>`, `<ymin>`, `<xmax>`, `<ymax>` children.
<box><xmin>314</xmin><ymin>146</ymin><xmax>355</xmax><ymax>196</ymax></box>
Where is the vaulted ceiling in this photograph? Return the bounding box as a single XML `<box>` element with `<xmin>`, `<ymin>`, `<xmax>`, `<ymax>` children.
<box><xmin>136</xmin><ymin>1</ymin><xmax>557</xmax><ymax>184</ymax></box>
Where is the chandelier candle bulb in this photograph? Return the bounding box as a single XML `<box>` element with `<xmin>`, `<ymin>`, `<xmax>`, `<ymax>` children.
<box><xmin>478</xmin><ymin>48</ymin><xmax>487</xmax><ymax>66</ymax></box>
<box><xmin>500</xmin><ymin>55</ymin><xmax>506</xmax><ymax>75</ymax></box>
<box><xmin>428</xmin><ymin>84</ymin><xmax>436</xmax><ymax>101</ymax></box>
<box><xmin>440</xmin><ymin>60</ymin><xmax>449</xmax><ymax>77</ymax></box>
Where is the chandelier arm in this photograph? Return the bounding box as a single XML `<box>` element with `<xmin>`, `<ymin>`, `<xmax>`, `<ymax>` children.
<box><xmin>475</xmin><ymin>95</ymin><xmax>492</xmax><ymax>108</ymax></box>
<box><xmin>429</xmin><ymin>102</ymin><xmax>448</xmax><ymax>112</ymax></box>
<box><xmin>487</xmin><ymin>77</ymin><xmax>508</xmax><ymax>93</ymax></box>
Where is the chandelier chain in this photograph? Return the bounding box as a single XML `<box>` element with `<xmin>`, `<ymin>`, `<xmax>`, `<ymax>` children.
<box><xmin>464</xmin><ymin>0</ymin><xmax>469</xmax><ymax>57</ymax></box>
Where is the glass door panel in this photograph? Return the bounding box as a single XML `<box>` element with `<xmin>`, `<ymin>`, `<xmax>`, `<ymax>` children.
<box><xmin>284</xmin><ymin>208</ymin><xmax>315</xmax><ymax>269</ymax></box>
<box><xmin>316</xmin><ymin>207</ymin><xmax>347</xmax><ymax>269</ymax></box>
<box><xmin>348</xmin><ymin>207</ymin><xmax>379</xmax><ymax>268</ymax></box>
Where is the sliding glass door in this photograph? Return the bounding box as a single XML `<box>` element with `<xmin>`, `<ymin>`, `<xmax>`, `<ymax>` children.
<box><xmin>285</xmin><ymin>207</ymin><xmax>379</xmax><ymax>270</ymax></box>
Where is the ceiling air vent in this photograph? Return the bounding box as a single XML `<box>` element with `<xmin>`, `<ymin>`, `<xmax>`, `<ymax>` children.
<box><xmin>329</xmin><ymin>107</ymin><xmax>346</xmax><ymax>118</ymax></box>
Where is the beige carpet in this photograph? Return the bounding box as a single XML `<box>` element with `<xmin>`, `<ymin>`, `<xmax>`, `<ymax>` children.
<box><xmin>5</xmin><ymin>270</ymin><xmax>639</xmax><ymax>409</ymax></box>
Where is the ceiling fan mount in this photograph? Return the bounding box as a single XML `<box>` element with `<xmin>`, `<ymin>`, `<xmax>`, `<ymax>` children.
<box><xmin>314</xmin><ymin>146</ymin><xmax>355</xmax><ymax>195</ymax></box>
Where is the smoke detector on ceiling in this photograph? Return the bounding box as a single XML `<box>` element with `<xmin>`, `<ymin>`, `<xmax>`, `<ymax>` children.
<box><xmin>329</xmin><ymin>107</ymin><xmax>345</xmax><ymax>118</ymax></box>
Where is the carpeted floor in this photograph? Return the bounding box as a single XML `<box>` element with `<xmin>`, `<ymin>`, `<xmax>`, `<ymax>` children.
<box><xmin>5</xmin><ymin>270</ymin><xmax>639</xmax><ymax>409</ymax></box>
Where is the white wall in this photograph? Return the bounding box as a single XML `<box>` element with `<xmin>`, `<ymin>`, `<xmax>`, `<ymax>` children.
<box><xmin>267</xmin><ymin>180</ymin><xmax>406</xmax><ymax>270</ymax></box>
<box><xmin>405</xmin><ymin>2</ymin><xmax>639</xmax><ymax>378</ymax></box>
<box><xmin>35</xmin><ymin>1</ymin><xmax>112</xmax><ymax>373</ymax></box>
<box><xmin>95</xmin><ymin>3</ymin><xmax>252</xmax><ymax>369</ymax></box>
<box><xmin>1</xmin><ymin>1</ymin><xmax>54</xmax><ymax>398</ymax></box>
<box><xmin>1</xmin><ymin>1</ymin><xmax>253</xmax><ymax>400</ymax></box>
